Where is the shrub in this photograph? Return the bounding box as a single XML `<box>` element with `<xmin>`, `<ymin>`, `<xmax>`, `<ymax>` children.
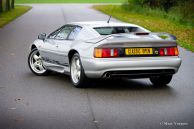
<box><xmin>128</xmin><ymin>0</ymin><xmax>194</xmax><ymax>26</ymax></box>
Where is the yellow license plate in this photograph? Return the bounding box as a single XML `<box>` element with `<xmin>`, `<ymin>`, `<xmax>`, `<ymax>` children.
<box><xmin>125</xmin><ymin>48</ymin><xmax>153</xmax><ymax>55</ymax></box>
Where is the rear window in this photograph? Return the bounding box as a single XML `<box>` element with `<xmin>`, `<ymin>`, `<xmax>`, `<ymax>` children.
<box><xmin>94</xmin><ymin>27</ymin><xmax>138</xmax><ymax>35</ymax></box>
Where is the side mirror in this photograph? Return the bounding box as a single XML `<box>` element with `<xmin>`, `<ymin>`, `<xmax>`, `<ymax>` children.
<box><xmin>38</xmin><ymin>33</ymin><xmax>46</xmax><ymax>41</ymax></box>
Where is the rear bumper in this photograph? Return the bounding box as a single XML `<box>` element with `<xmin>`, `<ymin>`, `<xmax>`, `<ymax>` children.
<box><xmin>81</xmin><ymin>56</ymin><xmax>181</xmax><ymax>78</ymax></box>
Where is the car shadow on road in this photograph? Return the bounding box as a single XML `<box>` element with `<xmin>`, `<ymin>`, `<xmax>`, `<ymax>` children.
<box><xmin>87</xmin><ymin>79</ymin><xmax>177</xmax><ymax>101</ymax></box>
<box><xmin>26</xmin><ymin>72</ymin><xmax>177</xmax><ymax>100</ymax></box>
<box><xmin>25</xmin><ymin>72</ymin><xmax>177</xmax><ymax>103</ymax></box>
<box><xmin>26</xmin><ymin>70</ymin><xmax>173</xmax><ymax>89</ymax></box>
<box><xmin>88</xmin><ymin>78</ymin><xmax>170</xmax><ymax>90</ymax></box>
<box><xmin>26</xmin><ymin>72</ymin><xmax>173</xmax><ymax>91</ymax></box>
<box><xmin>35</xmin><ymin>72</ymin><xmax>173</xmax><ymax>91</ymax></box>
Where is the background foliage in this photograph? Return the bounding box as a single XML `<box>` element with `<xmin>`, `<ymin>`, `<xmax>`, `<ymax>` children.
<box><xmin>128</xmin><ymin>0</ymin><xmax>194</xmax><ymax>26</ymax></box>
<box><xmin>0</xmin><ymin>0</ymin><xmax>15</xmax><ymax>13</ymax></box>
<box><xmin>94</xmin><ymin>2</ymin><xmax>194</xmax><ymax>52</ymax></box>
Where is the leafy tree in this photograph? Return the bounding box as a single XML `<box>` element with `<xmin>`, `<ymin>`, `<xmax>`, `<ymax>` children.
<box><xmin>160</xmin><ymin>0</ymin><xmax>177</xmax><ymax>12</ymax></box>
<box><xmin>128</xmin><ymin>0</ymin><xmax>177</xmax><ymax>11</ymax></box>
<box><xmin>128</xmin><ymin>0</ymin><xmax>194</xmax><ymax>25</ymax></box>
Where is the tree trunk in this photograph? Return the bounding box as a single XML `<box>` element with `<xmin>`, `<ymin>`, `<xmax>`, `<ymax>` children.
<box><xmin>0</xmin><ymin>0</ymin><xmax>3</xmax><ymax>12</ymax></box>
<box><xmin>6</xmin><ymin>0</ymin><xmax>10</xmax><ymax>11</ymax></box>
<box><xmin>11</xmin><ymin>0</ymin><xmax>14</xmax><ymax>9</ymax></box>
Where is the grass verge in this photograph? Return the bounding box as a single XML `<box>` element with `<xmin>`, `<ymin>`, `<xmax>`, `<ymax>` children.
<box><xmin>16</xmin><ymin>0</ymin><xmax>127</xmax><ymax>4</ymax></box>
<box><xmin>0</xmin><ymin>5</ymin><xmax>32</xmax><ymax>28</ymax></box>
<box><xmin>94</xmin><ymin>5</ymin><xmax>194</xmax><ymax>52</ymax></box>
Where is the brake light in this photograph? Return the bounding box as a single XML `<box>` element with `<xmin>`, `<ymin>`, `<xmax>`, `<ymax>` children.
<box><xmin>102</xmin><ymin>48</ymin><xmax>110</xmax><ymax>57</ymax></box>
<box><xmin>167</xmin><ymin>47</ymin><xmax>175</xmax><ymax>56</ymax></box>
<box><xmin>94</xmin><ymin>48</ymin><xmax>119</xmax><ymax>58</ymax></box>
<box><xmin>136</xmin><ymin>32</ymin><xmax>149</xmax><ymax>35</ymax></box>
<box><xmin>159</xmin><ymin>48</ymin><xmax>165</xmax><ymax>56</ymax></box>
<box><xmin>159</xmin><ymin>47</ymin><xmax>179</xmax><ymax>56</ymax></box>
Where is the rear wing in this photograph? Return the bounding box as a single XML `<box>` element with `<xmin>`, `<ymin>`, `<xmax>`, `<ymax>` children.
<box><xmin>111</xmin><ymin>32</ymin><xmax>177</xmax><ymax>40</ymax></box>
<box><xmin>85</xmin><ymin>32</ymin><xmax>177</xmax><ymax>44</ymax></box>
<box><xmin>152</xmin><ymin>32</ymin><xmax>177</xmax><ymax>40</ymax></box>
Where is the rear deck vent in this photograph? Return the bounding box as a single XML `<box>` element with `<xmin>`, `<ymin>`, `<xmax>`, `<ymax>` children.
<box><xmin>135</xmin><ymin>32</ymin><xmax>149</xmax><ymax>35</ymax></box>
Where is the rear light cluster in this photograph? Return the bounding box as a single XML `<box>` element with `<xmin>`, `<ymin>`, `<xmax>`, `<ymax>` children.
<box><xmin>159</xmin><ymin>47</ymin><xmax>179</xmax><ymax>56</ymax></box>
<box><xmin>94</xmin><ymin>47</ymin><xmax>179</xmax><ymax>58</ymax></box>
<box><xmin>94</xmin><ymin>48</ymin><xmax>119</xmax><ymax>58</ymax></box>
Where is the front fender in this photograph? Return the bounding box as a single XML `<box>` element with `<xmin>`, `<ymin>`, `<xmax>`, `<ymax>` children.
<box><xmin>29</xmin><ymin>39</ymin><xmax>44</xmax><ymax>52</ymax></box>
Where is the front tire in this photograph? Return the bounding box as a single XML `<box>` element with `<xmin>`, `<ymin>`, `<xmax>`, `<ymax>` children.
<box><xmin>150</xmin><ymin>75</ymin><xmax>173</xmax><ymax>87</ymax></box>
<box><xmin>28</xmin><ymin>48</ymin><xmax>49</xmax><ymax>76</ymax></box>
<box><xmin>70</xmin><ymin>53</ymin><xmax>88</xmax><ymax>88</ymax></box>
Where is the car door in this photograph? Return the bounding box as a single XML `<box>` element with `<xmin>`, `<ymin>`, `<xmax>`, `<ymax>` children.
<box><xmin>39</xmin><ymin>27</ymin><xmax>62</xmax><ymax>65</ymax></box>
<box><xmin>54</xmin><ymin>25</ymin><xmax>82</xmax><ymax>68</ymax></box>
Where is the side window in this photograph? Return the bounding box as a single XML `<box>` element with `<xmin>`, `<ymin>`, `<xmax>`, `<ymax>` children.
<box><xmin>114</xmin><ymin>27</ymin><xmax>125</xmax><ymax>33</ymax></box>
<box><xmin>94</xmin><ymin>27</ymin><xmax>114</xmax><ymax>35</ymax></box>
<box><xmin>55</xmin><ymin>26</ymin><xmax>74</xmax><ymax>40</ymax></box>
<box><xmin>68</xmin><ymin>26</ymin><xmax>82</xmax><ymax>40</ymax></box>
<box><xmin>126</xmin><ymin>27</ymin><xmax>138</xmax><ymax>32</ymax></box>
<box><xmin>47</xmin><ymin>29</ymin><xmax>61</xmax><ymax>39</ymax></box>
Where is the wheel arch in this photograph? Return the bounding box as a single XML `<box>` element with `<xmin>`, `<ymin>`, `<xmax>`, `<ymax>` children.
<box><xmin>68</xmin><ymin>49</ymin><xmax>79</xmax><ymax>63</ymax></box>
<box><xmin>31</xmin><ymin>44</ymin><xmax>37</xmax><ymax>50</ymax></box>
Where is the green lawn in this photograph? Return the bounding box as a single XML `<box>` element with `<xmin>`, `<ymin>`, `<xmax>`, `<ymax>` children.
<box><xmin>16</xmin><ymin>0</ymin><xmax>127</xmax><ymax>3</ymax></box>
<box><xmin>94</xmin><ymin>5</ymin><xmax>194</xmax><ymax>52</ymax></box>
<box><xmin>0</xmin><ymin>5</ymin><xmax>31</xmax><ymax>28</ymax></box>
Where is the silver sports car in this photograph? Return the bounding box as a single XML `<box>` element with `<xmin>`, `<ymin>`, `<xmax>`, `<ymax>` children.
<box><xmin>28</xmin><ymin>21</ymin><xmax>181</xmax><ymax>88</ymax></box>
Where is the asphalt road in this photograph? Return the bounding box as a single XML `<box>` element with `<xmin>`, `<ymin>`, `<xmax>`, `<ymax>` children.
<box><xmin>0</xmin><ymin>4</ymin><xmax>194</xmax><ymax>129</ymax></box>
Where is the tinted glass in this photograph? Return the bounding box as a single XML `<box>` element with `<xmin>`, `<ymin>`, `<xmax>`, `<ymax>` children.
<box><xmin>94</xmin><ymin>27</ymin><xmax>114</xmax><ymax>35</ymax></box>
<box><xmin>68</xmin><ymin>26</ymin><xmax>82</xmax><ymax>40</ymax></box>
<box><xmin>48</xmin><ymin>29</ymin><xmax>61</xmax><ymax>39</ymax></box>
<box><xmin>55</xmin><ymin>26</ymin><xmax>74</xmax><ymax>40</ymax></box>
<box><xmin>94</xmin><ymin>27</ymin><xmax>138</xmax><ymax>35</ymax></box>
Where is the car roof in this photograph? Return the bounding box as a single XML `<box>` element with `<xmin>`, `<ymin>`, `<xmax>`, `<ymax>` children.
<box><xmin>69</xmin><ymin>21</ymin><xmax>140</xmax><ymax>28</ymax></box>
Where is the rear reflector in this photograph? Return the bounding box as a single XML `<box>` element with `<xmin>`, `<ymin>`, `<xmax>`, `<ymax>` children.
<box><xmin>159</xmin><ymin>47</ymin><xmax>179</xmax><ymax>56</ymax></box>
<box><xmin>94</xmin><ymin>48</ymin><xmax>119</xmax><ymax>58</ymax></box>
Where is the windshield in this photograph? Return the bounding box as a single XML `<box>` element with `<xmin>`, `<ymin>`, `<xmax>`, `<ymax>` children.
<box><xmin>94</xmin><ymin>27</ymin><xmax>139</xmax><ymax>35</ymax></box>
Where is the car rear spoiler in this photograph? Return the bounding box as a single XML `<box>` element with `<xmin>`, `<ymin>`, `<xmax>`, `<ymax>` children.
<box><xmin>85</xmin><ymin>32</ymin><xmax>177</xmax><ymax>44</ymax></box>
<box><xmin>152</xmin><ymin>32</ymin><xmax>177</xmax><ymax>40</ymax></box>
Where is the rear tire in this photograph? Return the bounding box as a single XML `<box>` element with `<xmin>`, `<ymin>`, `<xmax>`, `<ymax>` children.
<box><xmin>70</xmin><ymin>53</ymin><xmax>89</xmax><ymax>88</ymax></box>
<box><xmin>150</xmin><ymin>75</ymin><xmax>172</xmax><ymax>87</ymax></box>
